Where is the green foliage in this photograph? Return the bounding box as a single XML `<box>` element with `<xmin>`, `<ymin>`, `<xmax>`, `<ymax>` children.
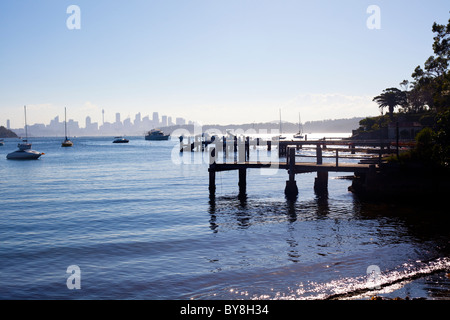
<box><xmin>413</xmin><ymin>127</ymin><xmax>434</xmax><ymax>162</ymax></box>
<box><xmin>409</xmin><ymin>17</ymin><xmax>450</xmax><ymax>112</ymax></box>
<box><xmin>375</xmin><ymin>16</ymin><xmax>450</xmax><ymax>117</ymax></box>
<box><xmin>433</xmin><ymin>109</ymin><xmax>450</xmax><ymax>166</ymax></box>
<box><xmin>372</xmin><ymin>88</ymin><xmax>407</xmax><ymax>120</ymax></box>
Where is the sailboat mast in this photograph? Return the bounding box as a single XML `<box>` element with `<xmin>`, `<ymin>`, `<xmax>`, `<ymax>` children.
<box><xmin>279</xmin><ymin>108</ymin><xmax>282</xmax><ymax>134</ymax></box>
<box><xmin>65</xmin><ymin>107</ymin><xmax>68</xmax><ymax>139</ymax></box>
<box><xmin>24</xmin><ymin>105</ymin><xmax>28</xmax><ymax>141</ymax></box>
<box><xmin>298</xmin><ymin>112</ymin><xmax>302</xmax><ymax>133</ymax></box>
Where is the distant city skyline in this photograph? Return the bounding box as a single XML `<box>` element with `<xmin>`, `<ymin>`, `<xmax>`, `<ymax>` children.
<box><xmin>5</xmin><ymin>110</ymin><xmax>189</xmax><ymax>137</ymax></box>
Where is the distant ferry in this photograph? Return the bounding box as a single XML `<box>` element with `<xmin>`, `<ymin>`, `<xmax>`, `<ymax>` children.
<box><xmin>145</xmin><ymin>129</ymin><xmax>170</xmax><ymax>141</ymax></box>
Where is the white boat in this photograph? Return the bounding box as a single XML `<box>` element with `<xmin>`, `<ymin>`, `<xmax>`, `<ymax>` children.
<box><xmin>294</xmin><ymin>112</ymin><xmax>304</xmax><ymax>139</ymax></box>
<box><xmin>61</xmin><ymin>107</ymin><xmax>73</xmax><ymax>147</ymax></box>
<box><xmin>7</xmin><ymin>106</ymin><xmax>44</xmax><ymax>160</ymax></box>
<box><xmin>0</xmin><ymin>139</ymin><xmax>4</xmax><ymax>146</ymax></box>
<box><xmin>6</xmin><ymin>141</ymin><xmax>43</xmax><ymax>160</ymax></box>
<box><xmin>276</xmin><ymin>108</ymin><xmax>286</xmax><ymax>140</ymax></box>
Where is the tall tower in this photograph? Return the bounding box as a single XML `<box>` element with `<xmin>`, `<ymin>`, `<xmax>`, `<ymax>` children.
<box><xmin>134</xmin><ymin>112</ymin><xmax>141</xmax><ymax>125</ymax></box>
<box><xmin>102</xmin><ymin>109</ymin><xmax>105</xmax><ymax>125</ymax></box>
<box><xmin>152</xmin><ymin>112</ymin><xmax>159</xmax><ymax>126</ymax></box>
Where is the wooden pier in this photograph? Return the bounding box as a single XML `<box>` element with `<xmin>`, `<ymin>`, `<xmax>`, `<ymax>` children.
<box><xmin>201</xmin><ymin>136</ymin><xmax>406</xmax><ymax>200</ymax></box>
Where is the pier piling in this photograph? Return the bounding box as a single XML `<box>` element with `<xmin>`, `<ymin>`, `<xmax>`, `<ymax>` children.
<box><xmin>239</xmin><ymin>168</ymin><xmax>247</xmax><ymax>196</ymax></box>
<box><xmin>316</xmin><ymin>144</ymin><xmax>323</xmax><ymax>165</ymax></box>
<box><xmin>284</xmin><ymin>148</ymin><xmax>299</xmax><ymax>199</ymax></box>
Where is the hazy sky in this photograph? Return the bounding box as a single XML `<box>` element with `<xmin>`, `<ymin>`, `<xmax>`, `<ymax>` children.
<box><xmin>1</xmin><ymin>0</ymin><xmax>449</xmax><ymax>128</ymax></box>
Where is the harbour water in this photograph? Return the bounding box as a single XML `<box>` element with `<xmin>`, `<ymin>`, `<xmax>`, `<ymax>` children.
<box><xmin>0</xmin><ymin>134</ymin><xmax>449</xmax><ymax>300</ymax></box>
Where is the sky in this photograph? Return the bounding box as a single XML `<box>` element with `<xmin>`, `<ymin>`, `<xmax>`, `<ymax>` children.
<box><xmin>0</xmin><ymin>0</ymin><xmax>449</xmax><ymax>128</ymax></box>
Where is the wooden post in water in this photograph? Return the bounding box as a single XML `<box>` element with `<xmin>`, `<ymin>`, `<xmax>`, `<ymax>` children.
<box><xmin>209</xmin><ymin>148</ymin><xmax>216</xmax><ymax>197</ymax></box>
<box><xmin>245</xmin><ymin>136</ymin><xmax>250</xmax><ymax>161</ymax></box>
<box><xmin>209</xmin><ymin>167</ymin><xmax>216</xmax><ymax>197</ymax></box>
<box><xmin>238</xmin><ymin>168</ymin><xmax>247</xmax><ymax>197</ymax></box>
<box><xmin>284</xmin><ymin>148</ymin><xmax>298</xmax><ymax>199</ymax></box>
<box><xmin>316</xmin><ymin>144</ymin><xmax>323</xmax><ymax>165</ymax></box>
<box><xmin>222</xmin><ymin>136</ymin><xmax>226</xmax><ymax>158</ymax></box>
<box><xmin>179</xmin><ymin>136</ymin><xmax>184</xmax><ymax>153</ymax></box>
<box><xmin>314</xmin><ymin>170</ymin><xmax>328</xmax><ymax>195</ymax></box>
<box><xmin>315</xmin><ymin>143</ymin><xmax>327</xmax><ymax>194</ymax></box>
<box><xmin>335</xmin><ymin>149</ymin><xmax>339</xmax><ymax>167</ymax></box>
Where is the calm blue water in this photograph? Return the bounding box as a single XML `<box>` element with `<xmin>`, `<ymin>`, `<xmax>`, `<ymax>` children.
<box><xmin>0</xmin><ymin>135</ymin><xmax>449</xmax><ymax>300</ymax></box>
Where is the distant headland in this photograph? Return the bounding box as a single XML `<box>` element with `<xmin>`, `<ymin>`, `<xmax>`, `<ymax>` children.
<box><xmin>0</xmin><ymin>126</ymin><xmax>18</xmax><ymax>138</ymax></box>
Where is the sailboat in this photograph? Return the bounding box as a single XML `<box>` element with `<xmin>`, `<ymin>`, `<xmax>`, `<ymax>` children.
<box><xmin>7</xmin><ymin>106</ymin><xmax>44</xmax><ymax>160</ymax></box>
<box><xmin>275</xmin><ymin>108</ymin><xmax>286</xmax><ymax>140</ymax></box>
<box><xmin>61</xmin><ymin>107</ymin><xmax>73</xmax><ymax>147</ymax></box>
<box><xmin>294</xmin><ymin>112</ymin><xmax>304</xmax><ymax>139</ymax></box>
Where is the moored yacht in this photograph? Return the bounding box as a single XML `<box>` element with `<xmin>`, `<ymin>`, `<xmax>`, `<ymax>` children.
<box><xmin>294</xmin><ymin>112</ymin><xmax>304</xmax><ymax>139</ymax></box>
<box><xmin>7</xmin><ymin>141</ymin><xmax>44</xmax><ymax>160</ymax></box>
<box><xmin>61</xmin><ymin>107</ymin><xmax>73</xmax><ymax>147</ymax></box>
<box><xmin>6</xmin><ymin>106</ymin><xmax>44</xmax><ymax>160</ymax></box>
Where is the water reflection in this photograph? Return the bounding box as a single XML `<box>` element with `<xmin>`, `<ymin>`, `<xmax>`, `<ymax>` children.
<box><xmin>315</xmin><ymin>194</ymin><xmax>330</xmax><ymax>218</ymax></box>
<box><xmin>205</xmin><ymin>190</ymin><xmax>449</xmax><ymax>299</ymax></box>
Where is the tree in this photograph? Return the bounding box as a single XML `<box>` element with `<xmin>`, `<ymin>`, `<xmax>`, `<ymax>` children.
<box><xmin>409</xmin><ymin>17</ymin><xmax>450</xmax><ymax>112</ymax></box>
<box><xmin>372</xmin><ymin>88</ymin><xmax>407</xmax><ymax>120</ymax></box>
<box><xmin>433</xmin><ymin>109</ymin><xmax>450</xmax><ymax>167</ymax></box>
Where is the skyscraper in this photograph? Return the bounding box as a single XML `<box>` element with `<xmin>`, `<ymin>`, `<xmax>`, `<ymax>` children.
<box><xmin>152</xmin><ymin>112</ymin><xmax>159</xmax><ymax>126</ymax></box>
<box><xmin>134</xmin><ymin>112</ymin><xmax>141</xmax><ymax>126</ymax></box>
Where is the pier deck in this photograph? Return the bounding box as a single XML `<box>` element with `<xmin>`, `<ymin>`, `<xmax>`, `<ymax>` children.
<box><xmin>212</xmin><ymin>161</ymin><xmax>371</xmax><ymax>173</ymax></box>
<box><xmin>197</xmin><ymin>136</ymin><xmax>406</xmax><ymax>199</ymax></box>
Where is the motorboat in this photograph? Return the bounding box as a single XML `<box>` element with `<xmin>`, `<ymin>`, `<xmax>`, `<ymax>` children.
<box><xmin>7</xmin><ymin>141</ymin><xmax>44</xmax><ymax>160</ymax></box>
<box><xmin>61</xmin><ymin>107</ymin><xmax>73</xmax><ymax>147</ymax></box>
<box><xmin>0</xmin><ymin>139</ymin><xmax>4</xmax><ymax>146</ymax></box>
<box><xmin>113</xmin><ymin>136</ymin><xmax>129</xmax><ymax>143</ymax></box>
<box><xmin>145</xmin><ymin>129</ymin><xmax>170</xmax><ymax>141</ymax></box>
<box><xmin>7</xmin><ymin>106</ymin><xmax>44</xmax><ymax>160</ymax></box>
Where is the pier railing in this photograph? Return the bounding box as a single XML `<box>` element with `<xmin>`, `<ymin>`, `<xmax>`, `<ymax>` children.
<box><xmin>186</xmin><ymin>135</ymin><xmax>401</xmax><ymax>167</ymax></box>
